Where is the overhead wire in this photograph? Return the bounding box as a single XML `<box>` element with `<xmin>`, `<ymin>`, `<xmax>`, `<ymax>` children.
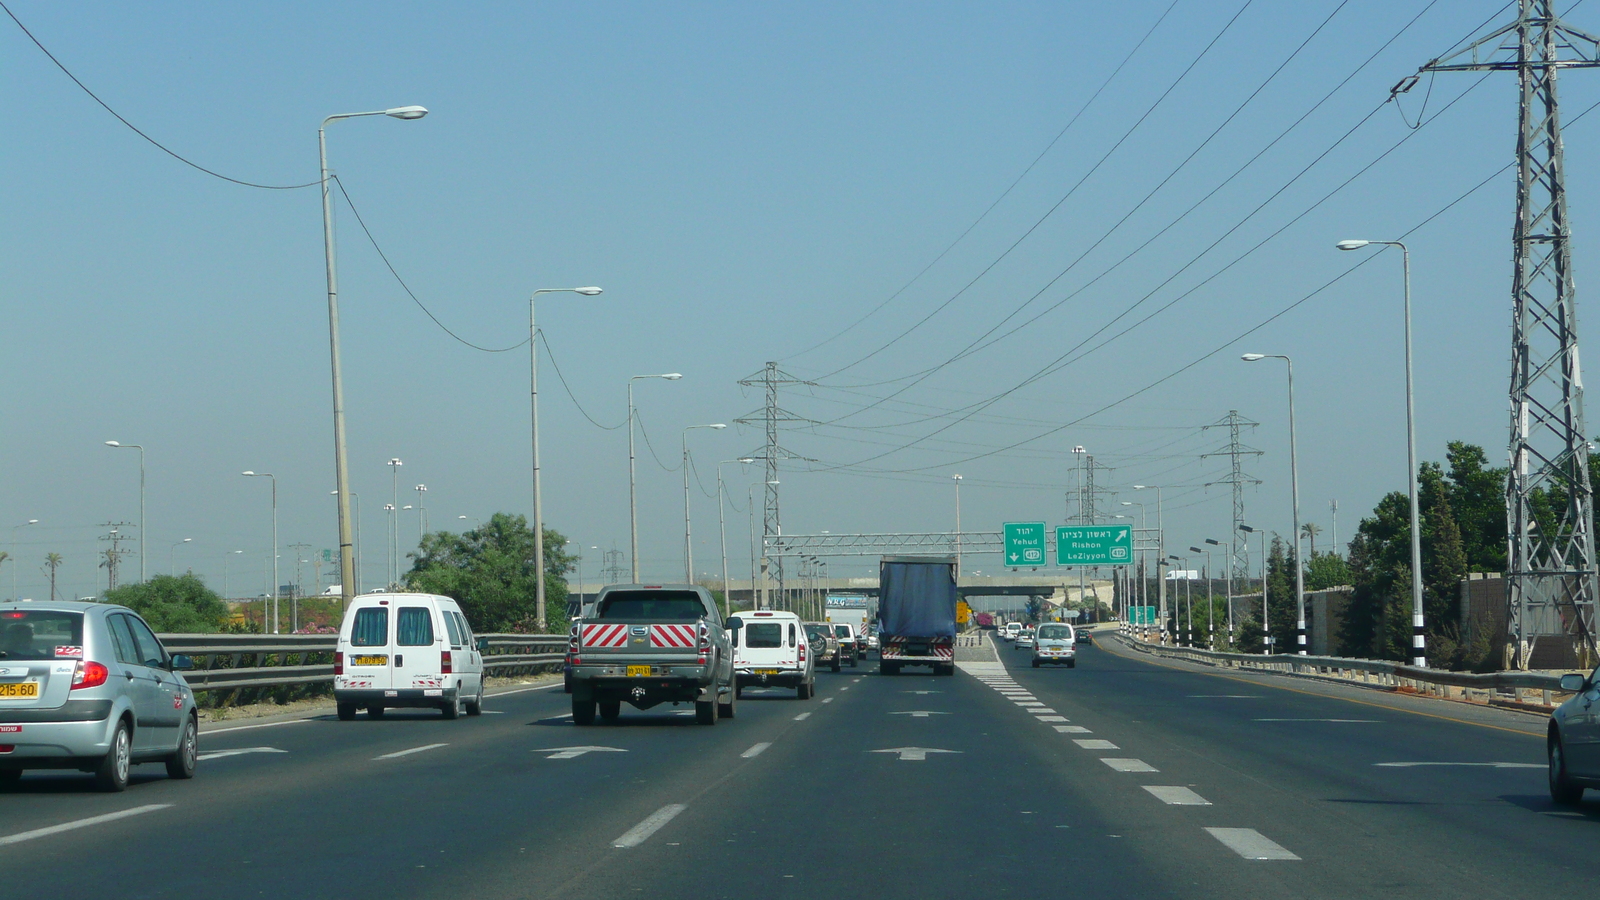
<box><xmin>1</xmin><ymin>1</ymin><xmax>318</xmax><ymax>190</ymax></box>
<box><xmin>535</xmin><ymin>331</ymin><xmax>626</xmax><ymax>431</ymax></box>
<box><xmin>632</xmin><ymin>409</ymin><xmax>682</xmax><ymax>473</ymax></box>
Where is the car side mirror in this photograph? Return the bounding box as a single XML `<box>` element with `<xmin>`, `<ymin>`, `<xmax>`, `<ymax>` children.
<box><xmin>476</xmin><ymin>637</ymin><xmax>489</xmax><ymax>652</ymax></box>
<box><xmin>726</xmin><ymin>617</ymin><xmax>742</xmax><ymax>630</ymax></box>
<box><xmin>1560</xmin><ymin>673</ymin><xmax>1587</xmax><ymax>693</ymax></box>
<box><xmin>169</xmin><ymin>654</ymin><xmax>194</xmax><ymax>671</ymax></box>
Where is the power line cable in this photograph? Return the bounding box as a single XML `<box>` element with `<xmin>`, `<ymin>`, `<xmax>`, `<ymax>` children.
<box><xmin>779</xmin><ymin>0</ymin><xmax>1183</xmax><ymax>363</ymax></box>
<box><xmin>536</xmin><ymin>331</ymin><xmax>626</xmax><ymax>431</ymax></box>
<box><xmin>633</xmin><ymin>410</ymin><xmax>682</xmax><ymax>473</ymax></box>
<box><xmin>805</xmin><ymin>0</ymin><xmax>1257</xmax><ymax>382</ymax></box>
<box><xmin>1</xmin><ymin>1</ymin><xmax>318</xmax><ymax>190</ymax></box>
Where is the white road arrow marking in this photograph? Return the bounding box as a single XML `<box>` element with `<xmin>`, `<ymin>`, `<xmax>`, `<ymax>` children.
<box><xmin>196</xmin><ymin>746</ymin><xmax>286</xmax><ymax>761</ymax></box>
<box><xmin>891</xmin><ymin>711</ymin><xmax>951</xmax><ymax>718</ymax></box>
<box><xmin>870</xmin><ymin>747</ymin><xmax>961</xmax><ymax>761</ymax></box>
<box><xmin>535</xmin><ymin>746</ymin><xmax>628</xmax><ymax>760</ymax></box>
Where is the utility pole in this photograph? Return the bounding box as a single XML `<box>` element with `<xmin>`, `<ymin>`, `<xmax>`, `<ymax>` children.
<box><xmin>1407</xmin><ymin>2</ymin><xmax>1600</xmax><ymax>666</ymax></box>
<box><xmin>1203</xmin><ymin>410</ymin><xmax>1263</xmax><ymax>582</ymax></box>
<box><xmin>289</xmin><ymin>542</ymin><xmax>312</xmax><ymax>632</ymax></box>
<box><xmin>736</xmin><ymin>362</ymin><xmax>812</xmax><ymax>613</ymax></box>
<box><xmin>98</xmin><ymin>523</ymin><xmax>133</xmax><ymax>592</ymax></box>
<box><xmin>1330</xmin><ymin>499</ymin><xmax>1339</xmax><ymax>555</ymax></box>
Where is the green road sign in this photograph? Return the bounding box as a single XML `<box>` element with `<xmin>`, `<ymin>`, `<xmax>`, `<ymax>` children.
<box><xmin>1127</xmin><ymin>605</ymin><xmax>1158</xmax><ymax>625</ymax></box>
<box><xmin>1003</xmin><ymin>522</ymin><xmax>1048</xmax><ymax>567</ymax></box>
<box><xmin>1055</xmin><ymin>524</ymin><xmax>1133</xmax><ymax>566</ymax></box>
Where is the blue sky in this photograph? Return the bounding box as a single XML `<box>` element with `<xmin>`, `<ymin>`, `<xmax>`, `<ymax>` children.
<box><xmin>1</xmin><ymin>1</ymin><xmax>1590</xmax><ymax>599</ymax></box>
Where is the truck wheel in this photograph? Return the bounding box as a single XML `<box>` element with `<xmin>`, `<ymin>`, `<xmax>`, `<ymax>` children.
<box><xmin>941</xmin><ymin>664</ymin><xmax>956</xmax><ymax>676</ymax></box>
<box><xmin>367</xmin><ymin>706</ymin><xmax>385</xmax><ymax>718</ymax></box>
<box><xmin>1067</xmin><ymin>660</ymin><xmax>1077</xmax><ymax>669</ymax></box>
<box><xmin>797</xmin><ymin>681</ymin><xmax>812</xmax><ymax>700</ymax></box>
<box><xmin>599</xmin><ymin>700</ymin><xmax>621</xmax><ymax>721</ymax></box>
<box><xmin>572</xmin><ymin>697</ymin><xmax>597</xmax><ymax>726</ymax></box>
<box><xmin>831</xmin><ymin>659</ymin><xmax>841</xmax><ymax>673</ymax></box>
<box><xmin>1032</xmin><ymin>659</ymin><xmax>1040</xmax><ymax>668</ymax></box>
<box><xmin>718</xmin><ymin>685</ymin><xmax>738</xmax><ymax>719</ymax></box>
<box><xmin>695</xmin><ymin>698</ymin><xmax>718</xmax><ymax>725</ymax></box>
<box><xmin>849</xmin><ymin>655</ymin><xmax>858</xmax><ymax>668</ymax></box>
<box><xmin>881</xmin><ymin>662</ymin><xmax>898</xmax><ymax>676</ymax></box>
<box><xmin>337</xmin><ymin>703</ymin><xmax>357</xmax><ymax>721</ymax></box>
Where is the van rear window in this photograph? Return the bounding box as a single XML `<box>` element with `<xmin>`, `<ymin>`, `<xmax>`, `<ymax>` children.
<box><xmin>397</xmin><ymin>608</ymin><xmax>435</xmax><ymax>646</ymax></box>
<box><xmin>746</xmin><ymin>623</ymin><xmax>783</xmax><ymax>648</ymax></box>
<box><xmin>595</xmin><ymin>591</ymin><xmax>706</xmax><ymax>621</ymax></box>
<box><xmin>0</xmin><ymin>610</ymin><xmax>83</xmax><ymax>660</ymax></box>
<box><xmin>350</xmin><ymin>608</ymin><xmax>388</xmax><ymax>647</ymax></box>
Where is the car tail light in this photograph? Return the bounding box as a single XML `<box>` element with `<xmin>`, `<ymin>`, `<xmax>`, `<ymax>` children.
<box><xmin>334</xmin><ymin>652</ymin><xmax>344</xmax><ymax>675</ymax></box>
<box><xmin>697</xmin><ymin>621</ymin><xmax>710</xmax><ymax>665</ymax></box>
<box><xmin>571</xmin><ymin>657</ymin><xmax>583</xmax><ymax>665</ymax></box>
<box><xmin>441</xmin><ymin>650</ymin><xmax>453</xmax><ymax>674</ymax></box>
<box><xmin>71</xmin><ymin>661</ymin><xmax>109</xmax><ymax>690</ymax></box>
<box><xmin>0</xmin><ymin>745</ymin><xmax>13</xmax><ymax>753</ymax></box>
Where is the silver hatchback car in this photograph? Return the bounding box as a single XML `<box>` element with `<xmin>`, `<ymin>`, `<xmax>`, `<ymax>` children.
<box><xmin>0</xmin><ymin>601</ymin><xmax>198</xmax><ymax>791</ymax></box>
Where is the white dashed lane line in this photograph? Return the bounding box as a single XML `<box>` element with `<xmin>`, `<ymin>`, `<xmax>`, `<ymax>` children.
<box><xmin>1073</xmin><ymin>739</ymin><xmax>1120</xmax><ymax>750</ymax></box>
<box><xmin>1101</xmin><ymin>758</ymin><xmax>1159</xmax><ymax>773</ymax></box>
<box><xmin>612</xmin><ymin>804</ymin><xmax>687</xmax><ymax>848</ymax></box>
<box><xmin>741</xmin><ymin>743</ymin><xmax>772</xmax><ymax>759</ymax></box>
<box><xmin>794</xmin><ymin>712</ymin><xmax>812</xmax><ymax>721</ymax></box>
<box><xmin>1205</xmin><ymin>827</ymin><xmax>1300</xmax><ymax>860</ymax></box>
<box><xmin>821</xmin><ymin>697</ymin><xmax>834</xmax><ymax>704</ymax></box>
<box><xmin>1143</xmin><ymin>786</ymin><xmax>1212</xmax><ymax>806</ymax></box>
<box><xmin>196</xmin><ymin>746</ymin><xmax>286</xmax><ymax>761</ymax></box>
<box><xmin>0</xmin><ymin>805</ymin><xmax>173</xmax><ymax>847</ymax></box>
<box><xmin>374</xmin><ymin>743</ymin><xmax>449</xmax><ymax>760</ymax></box>
<box><xmin>1054</xmin><ymin>724</ymin><xmax>1090</xmax><ymax>733</ymax></box>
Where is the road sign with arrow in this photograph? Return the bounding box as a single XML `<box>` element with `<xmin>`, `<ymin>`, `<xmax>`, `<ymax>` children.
<box><xmin>1003</xmin><ymin>522</ymin><xmax>1047</xmax><ymax>567</ymax></box>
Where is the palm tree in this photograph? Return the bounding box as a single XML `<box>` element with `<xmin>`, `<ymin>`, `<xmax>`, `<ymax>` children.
<box><xmin>1301</xmin><ymin>522</ymin><xmax>1322</xmax><ymax>558</ymax></box>
<box><xmin>44</xmin><ymin>553</ymin><xmax>63</xmax><ymax>602</ymax></box>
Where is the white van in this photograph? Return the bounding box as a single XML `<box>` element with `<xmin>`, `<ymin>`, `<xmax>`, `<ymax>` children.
<box><xmin>333</xmin><ymin>593</ymin><xmax>486</xmax><ymax>720</ymax></box>
<box><xmin>728</xmin><ymin>610</ymin><xmax>816</xmax><ymax>699</ymax></box>
<box><xmin>1004</xmin><ymin>622</ymin><xmax>1022</xmax><ymax>641</ymax></box>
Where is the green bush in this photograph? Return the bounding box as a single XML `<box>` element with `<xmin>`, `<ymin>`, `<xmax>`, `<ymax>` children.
<box><xmin>104</xmin><ymin>573</ymin><xmax>229</xmax><ymax>633</ymax></box>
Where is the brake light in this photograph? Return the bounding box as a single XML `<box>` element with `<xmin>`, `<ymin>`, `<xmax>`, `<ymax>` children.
<box><xmin>799</xmin><ymin>641</ymin><xmax>807</xmax><ymax>663</ymax></box>
<box><xmin>71</xmin><ymin>661</ymin><xmax>109</xmax><ymax>690</ymax></box>
<box><xmin>334</xmin><ymin>651</ymin><xmax>344</xmax><ymax>675</ymax></box>
<box><xmin>441</xmin><ymin>650</ymin><xmax>453</xmax><ymax>675</ymax></box>
<box><xmin>0</xmin><ymin>745</ymin><xmax>13</xmax><ymax>753</ymax></box>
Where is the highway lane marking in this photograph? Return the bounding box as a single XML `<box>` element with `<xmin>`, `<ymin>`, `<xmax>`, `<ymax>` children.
<box><xmin>1104</xmin><ymin>640</ymin><xmax>1544</xmax><ymax>737</ymax></box>
<box><xmin>741</xmin><ymin>742</ymin><xmax>772</xmax><ymax>758</ymax></box>
<box><xmin>1015</xmin><ymin>701</ymin><xmax>1046</xmax><ymax>707</ymax></box>
<box><xmin>481</xmin><ymin>710</ymin><xmax>506</xmax><ymax>714</ymax></box>
<box><xmin>1188</xmin><ymin>694</ymin><xmax>1263</xmax><ymax>699</ymax></box>
<box><xmin>794</xmin><ymin>712</ymin><xmax>812</xmax><ymax>721</ymax></box>
<box><xmin>1375</xmin><ymin>761</ymin><xmax>1543</xmax><ymax>769</ymax></box>
<box><xmin>1143</xmin><ymin>786</ymin><xmax>1212</xmax><ymax>805</ymax></box>
<box><xmin>1054</xmin><ymin>725</ymin><xmax>1090</xmax><ymax>733</ymax></box>
<box><xmin>1204</xmin><ymin>827</ymin><xmax>1300</xmax><ymax>860</ymax></box>
<box><xmin>536</xmin><ymin>746</ymin><xmax>626</xmax><ymax>760</ymax></box>
<box><xmin>612</xmin><ymin>804</ymin><xmax>687</xmax><ymax>848</ymax></box>
<box><xmin>1253</xmin><ymin>718</ymin><xmax>1380</xmax><ymax>723</ymax></box>
<box><xmin>0</xmin><ymin>804</ymin><xmax>174</xmax><ymax>847</ymax></box>
<box><xmin>203</xmin><ymin>718</ymin><xmax>313</xmax><ymax>735</ymax></box>
<box><xmin>1101</xmin><ymin>758</ymin><xmax>1158</xmax><ymax>772</ymax></box>
<box><xmin>1038</xmin><ymin>715</ymin><xmax>1070</xmax><ymax>723</ymax></box>
<box><xmin>840</xmin><ymin>687</ymin><xmax>850</xmax><ymax>691</ymax></box>
<box><xmin>870</xmin><ymin>747</ymin><xmax>961</xmax><ymax>761</ymax></box>
<box><xmin>1029</xmin><ymin>708</ymin><xmax>1058</xmax><ymax>714</ymax></box>
<box><xmin>1074</xmin><ymin>739</ymin><xmax>1120</xmax><ymax>750</ymax></box>
<box><xmin>821</xmin><ymin>697</ymin><xmax>834</xmax><ymax>703</ymax></box>
<box><xmin>891</xmin><ymin>711</ymin><xmax>950</xmax><ymax>718</ymax></box>
<box><xmin>374</xmin><ymin>743</ymin><xmax>449</xmax><ymax>760</ymax></box>
<box><xmin>196</xmin><ymin>746</ymin><xmax>286</xmax><ymax>761</ymax></box>
<box><xmin>486</xmin><ymin>683</ymin><xmax>565</xmax><ymax>697</ymax></box>
<box><xmin>901</xmin><ymin>690</ymin><xmax>943</xmax><ymax>694</ymax></box>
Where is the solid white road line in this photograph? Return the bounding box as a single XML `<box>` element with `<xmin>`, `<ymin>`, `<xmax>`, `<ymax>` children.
<box><xmin>1188</xmin><ymin>694</ymin><xmax>1262</xmax><ymax>699</ymax></box>
<box><xmin>487</xmin><ymin>683</ymin><xmax>564</xmax><ymax>697</ymax></box>
<box><xmin>196</xmin><ymin>746</ymin><xmax>286</xmax><ymax>761</ymax></box>
<box><xmin>1073</xmin><ymin>739</ymin><xmax>1120</xmax><ymax>750</ymax></box>
<box><xmin>0</xmin><ymin>805</ymin><xmax>173</xmax><ymax>847</ymax></box>
<box><xmin>202</xmin><ymin>718</ymin><xmax>313</xmax><ymax>736</ymax></box>
<box><xmin>1204</xmin><ymin>827</ymin><xmax>1300</xmax><ymax>860</ymax></box>
<box><xmin>1054</xmin><ymin>725</ymin><xmax>1090</xmax><ymax>733</ymax></box>
<box><xmin>612</xmin><ymin>804</ymin><xmax>687</xmax><ymax>848</ymax></box>
<box><xmin>1143</xmin><ymin>786</ymin><xmax>1212</xmax><ymax>805</ymax></box>
<box><xmin>1253</xmin><ymin>718</ymin><xmax>1379</xmax><ymax>723</ymax></box>
<box><xmin>741</xmin><ymin>742</ymin><xmax>772</xmax><ymax>758</ymax></box>
<box><xmin>374</xmin><ymin>743</ymin><xmax>449</xmax><ymax>760</ymax></box>
<box><xmin>1374</xmin><ymin>761</ymin><xmax>1543</xmax><ymax>769</ymax></box>
<box><xmin>794</xmin><ymin>712</ymin><xmax>812</xmax><ymax>721</ymax></box>
<box><xmin>1101</xmin><ymin>758</ymin><xmax>1158</xmax><ymax>773</ymax></box>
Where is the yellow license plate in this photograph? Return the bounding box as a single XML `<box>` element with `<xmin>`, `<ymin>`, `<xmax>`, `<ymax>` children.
<box><xmin>352</xmin><ymin>655</ymin><xmax>388</xmax><ymax>666</ymax></box>
<box><xmin>755</xmin><ymin>669</ymin><xmax>779</xmax><ymax>675</ymax></box>
<box><xmin>0</xmin><ymin>682</ymin><xmax>38</xmax><ymax>698</ymax></box>
<box><xmin>626</xmin><ymin>665</ymin><xmax>653</xmax><ymax>677</ymax></box>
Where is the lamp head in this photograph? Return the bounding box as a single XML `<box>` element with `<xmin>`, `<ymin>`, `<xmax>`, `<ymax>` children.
<box><xmin>1241</xmin><ymin>353</ymin><xmax>1266</xmax><ymax>362</ymax></box>
<box><xmin>1121</xmin><ymin>501</ymin><xmax>1133</xmax><ymax>506</ymax></box>
<box><xmin>709</xmin><ymin>424</ymin><xmax>726</xmax><ymax>430</ymax></box>
<box><xmin>1335</xmin><ymin>239</ymin><xmax>1370</xmax><ymax>251</ymax></box>
<box><xmin>1189</xmin><ymin>547</ymin><xmax>1204</xmax><ymax>554</ymax></box>
<box><xmin>1240</xmin><ymin>524</ymin><xmax>1256</xmax><ymax>533</ymax></box>
<box><xmin>574</xmin><ymin>286</ymin><xmax>603</xmax><ymax>296</ymax></box>
<box><xmin>384</xmin><ymin>106</ymin><xmax>429</xmax><ymax>120</ymax></box>
<box><xmin>241</xmin><ymin>471</ymin><xmax>255</xmax><ymax>477</ymax></box>
<box><xmin>25</xmin><ymin>519</ymin><xmax>37</xmax><ymax>525</ymax></box>
<box><xmin>1205</xmin><ymin>538</ymin><xmax>1220</xmax><ymax>546</ymax></box>
<box><xmin>104</xmin><ymin>440</ymin><xmax>119</xmax><ymax>447</ymax></box>
<box><xmin>662</xmin><ymin>373</ymin><xmax>682</xmax><ymax>380</ymax></box>
<box><xmin>738</xmin><ymin>457</ymin><xmax>755</xmax><ymax>464</ymax></box>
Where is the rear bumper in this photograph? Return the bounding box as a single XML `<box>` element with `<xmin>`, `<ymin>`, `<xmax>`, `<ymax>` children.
<box><xmin>0</xmin><ymin>704</ymin><xmax>122</xmax><ymax>766</ymax></box>
<box><xmin>736</xmin><ymin>668</ymin><xmax>805</xmax><ymax>687</ymax></box>
<box><xmin>336</xmin><ymin>687</ymin><xmax>458</xmax><ymax>708</ymax></box>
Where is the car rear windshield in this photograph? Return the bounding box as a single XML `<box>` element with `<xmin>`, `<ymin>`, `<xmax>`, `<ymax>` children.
<box><xmin>833</xmin><ymin>625</ymin><xmax>851</xmax><ymax>637</ymax></box>
<box><xmin>1038</xmin><ymin>625</ymin><xmax>1070</xmax><ymax>640</ymax></box>
<box><xmin>805</xmin><ymin>625</ymin><xmax>828</xmax><ymax>639</ymax></box>
<box><xmin>0</xmin><ymin>610</ymin><xmax>83</xmax><ymax>660</ymax></box>
<box><xmin>595</xmin><ymin>591</ymin><xmax>707</xmax><ymax>621</ymax></box>
<box><xmin>746</xmin><ymin>623</ymin><xmax>783</xmax><ymax>648</ymax></box>
<box><xmin>350</xmin><ymin>607</ymin><xmax>389</xmax><ymax>647</ymax></box>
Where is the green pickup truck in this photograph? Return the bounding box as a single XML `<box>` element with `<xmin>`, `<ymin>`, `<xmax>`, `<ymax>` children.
<box><xmin>568</xmin><ymin>584</ymin><xmax>736</xmax><ymax>725</ymax></box>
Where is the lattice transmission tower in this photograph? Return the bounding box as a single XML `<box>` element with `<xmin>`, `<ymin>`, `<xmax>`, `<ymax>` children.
<box><xmin>735</xmin><ymin>362</ymin><xmax>813</xmax><ymax>610</ymax></box>
<box><xmin>1406</xmin><ymin>2</ymin><xmax>1600</xmax><ymax>666</ymax></box>
<box><xmin>1202</xmin><ymin>410</ymin><xmax>1263</xmax><ymax>581</ymax></box>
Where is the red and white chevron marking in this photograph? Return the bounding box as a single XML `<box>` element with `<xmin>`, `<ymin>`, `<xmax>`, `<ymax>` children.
<box><xmin>581</xmin><ymin>623</ymin><xmax>629</xmax><ymax>648</ymax></box>
<box><xmin>650</xmin><ymin>624</ymin><xmax>697</xmax><ymax>649</ymax></box>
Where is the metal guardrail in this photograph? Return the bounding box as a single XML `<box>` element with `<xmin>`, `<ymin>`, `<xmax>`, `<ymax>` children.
<box><xmin>1113</xmin><ymin>630</ymin><xmax>1571</xmax><ymax>709</ymax></box>
<box><xmin>159</xmin><ymin>632</ymin><xmax>566</xmax><ymax>693</ymax></box>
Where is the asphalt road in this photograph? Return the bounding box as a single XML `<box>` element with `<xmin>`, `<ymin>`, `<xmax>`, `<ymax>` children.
<box><xmin>0</xmin><ymin>636</ymin><xmax>1590</xmax><ymax>899</ymax></box>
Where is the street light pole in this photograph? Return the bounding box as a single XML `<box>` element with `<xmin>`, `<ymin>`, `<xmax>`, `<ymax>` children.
<box><xmin>242</xmin><ymin>472</ymin><xmax>277</xmax><ymax>633</ymax></box>
<box><xmin>104</xmin><ymin>442</ymin><xmax>145</xmax><ymax>582</ymax></box>
<box><xmin>414</xmin><ymin>484</ymin><xmax>428</xmax><ymax>543</ymax></box>
<box><xmin>169</xmin><ymin>538</ymin><xmax>193</xmax><ymax>575</ymax></box>
<box><xmin>321</xmin><ymin>105</ymin><xmax>427</xmax><ymax>611</ymax></box>
<box><xmin>1337</xmin><ymin>239</ymin><xmax>1425</xmax><ymax>666</ymax></box>
<box><xmin>628</xmin><ymin>374</ymin><xmax>682</xmax><ymax>582</ymax></box>
<box><xmin>953</xmin><ymin>474</ymin><xmax>963</xmax><ymax>585</ymax></box>
<box><xmin>223</xmin><ymin>549</ymin><xmax>243</xmax><ymax>600</ymax></box>
<box><xmin>528</xmin><ymin>286</ymin><xmax>603</xmax><ymax>630</ymax></box>
<box><xmin>1205</xmin><ymin>537</ymin><xmax>1232</xmax><ymax>645</ymax></box>
<box><xmin>387</xmin><ymin>459</ymin><xmax>402</xmax><ymax>586</ymax></box>
<box><xmin>717</xmin><ymin>459</ymin><xmax>754</xmax><ymax>619</ymax></box>
<box><xmin>1243</xmin><ymin>353</ymin><xmax>1306</xmax><ymax>654</ymax></box>
<box><xmin>1169</xmin><ymin>554</ymin><xmax>1190</xmax><ymax>647</ymax></box>
<box><xmin>10</xmin><ymin>519</ymin><xmax>38</xmax><ymax>601</ymax></box>
<box><xmin>1135</xmin><ymin>485</ymin><xmax>1165</xmax><ymax>642</ymax></box>
<box><xmin>332</xmin><ymin>490</ymin><xmax>362</xmax><ymax>599</ymax></box>
<box><xmin>681</xmin><ymin>424</ymin><xmax>727</xmax><ymax>583</ymax></box>
<box><xmin>1241</xmin><ymin>524</ymin><xmax>1268</xmax><ymax>654</ymax></box>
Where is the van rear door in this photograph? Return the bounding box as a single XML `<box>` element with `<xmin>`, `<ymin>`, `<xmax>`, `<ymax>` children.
<box><xmin>345</xmin><ymin>603</ymin><xmax>394</xmax><ymax>692</ymax></box>
<box><xmin>395</xmin><ymin>604</ymin><xmax>444</xmax><ymax>694</ymax></box>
